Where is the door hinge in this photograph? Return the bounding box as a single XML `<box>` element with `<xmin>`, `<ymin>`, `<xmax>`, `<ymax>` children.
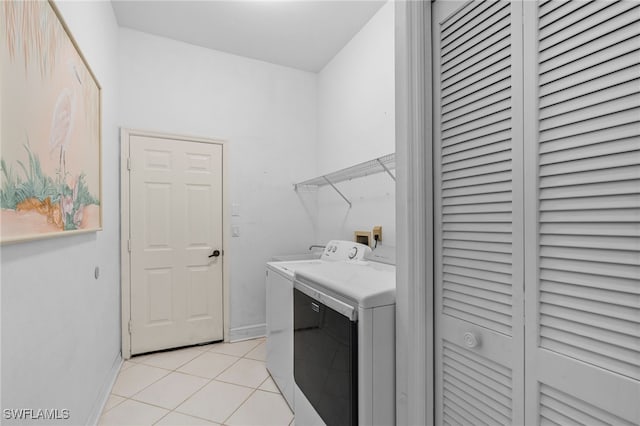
<box><xmin>127</xmin><ymin>157</ymin><xmax>131</xmax><ymax>171</ymax></box>
<box><xmin>127</xmin><ymin>240</ymin><xmax>131</xmax><ymax>252</ymax></box>
<box><xmin>128</xmin><ymin>320</ymin><xmax>133</xmax><ymax>334</ymax></box>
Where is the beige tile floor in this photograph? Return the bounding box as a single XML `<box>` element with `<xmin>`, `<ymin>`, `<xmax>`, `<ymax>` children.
<box><xmin>99</xmin><ymin>338</ymin><xmax>294</xmax><ymax>426</ymax></box>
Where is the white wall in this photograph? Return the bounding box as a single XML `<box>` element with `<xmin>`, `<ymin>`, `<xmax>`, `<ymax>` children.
<box><xmin>1</xmin><ymin>2</ymin><xmax>121</xmax><ymax>424</ymax></box>
<box><xmin>118</xmin><ymin>29</ymin><xmax>317</xmax><ymax>337</ymax></box>
<box><xmin>315</xmin><ymin>1</ymin><xmax>395</xmax><ymax>246</ymax></box>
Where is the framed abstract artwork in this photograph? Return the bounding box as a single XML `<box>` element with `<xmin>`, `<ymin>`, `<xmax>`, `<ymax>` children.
<box><xmin>1</xmin><ymin>0</ymin><xmax>102</xmax><ymax>244</ymax></box>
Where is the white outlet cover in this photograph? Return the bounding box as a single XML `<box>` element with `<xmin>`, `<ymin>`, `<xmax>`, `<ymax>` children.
<box><xmin>232</xmin><ymin>225</ymin><xmax>240</xmax><ymax>237</ymax></box>
<box><xmin>231</xmin><ymin>203</ymin><xmax>240</xmax><ymax>216</ymax></box>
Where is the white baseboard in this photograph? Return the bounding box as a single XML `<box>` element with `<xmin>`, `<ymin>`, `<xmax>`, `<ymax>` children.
<box><xmin>87</xmin><ymin>352</ymin><xmax>122</xmax><ymax>425</ymax></box>
<box><xmin>228</xmin><ymin>323</ymin><xmax>266</xmax><ymax>342</ymax></box>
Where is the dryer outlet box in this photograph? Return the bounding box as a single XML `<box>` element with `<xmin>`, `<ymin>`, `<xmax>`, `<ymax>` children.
<box><xmin>373</xmin><ymin>226</ymin><xmax>382</xmax><ymax>242</ymax></box>
<box><xmin>354</xmin><ymin>231</ymin><xmax>371</xmax><ymax>247</ymax></box>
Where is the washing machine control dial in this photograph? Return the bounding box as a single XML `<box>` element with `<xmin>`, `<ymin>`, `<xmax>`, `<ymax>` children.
<box><xmin>320</xmin><ymin>240</ymin><xmax>372</xmax><ymax>261</ymax></box>
<box><xmin>348</xmin><ymin>247</ymin><xmax>358</xmax><ymax>259</ymax></box>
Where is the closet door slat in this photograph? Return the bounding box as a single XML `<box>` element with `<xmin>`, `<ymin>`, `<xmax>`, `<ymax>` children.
<box><xmin>435</xmin><ymin>1</ymin><xmax>524</xmax><ymax>424</ymax></box>
<box><xmin>525</xmin><ymin>2</ymin><xmax>640</xmax><ymax>424</ymax></box>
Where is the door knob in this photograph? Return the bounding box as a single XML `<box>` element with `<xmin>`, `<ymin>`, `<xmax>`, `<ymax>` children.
<box><xmin>463</xmin><ymin>332</ymin><xmax>480</xmax><ymax>348</ymax></box>
<box><xmin>209</xmin><ymin>249</ymin><xmax>221</xmax><ymax>258</ymax></box>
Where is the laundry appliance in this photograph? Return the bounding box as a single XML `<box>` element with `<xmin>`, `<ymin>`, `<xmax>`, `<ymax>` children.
<box><xmin>293</xmin><ymin>247</ymin><xmax>396</xmax><ymax>425</ymax></box>
<box><xmin>265</xmin><ymin>240</ymin><xmax>371</xmax><ymax>408</ymax></box>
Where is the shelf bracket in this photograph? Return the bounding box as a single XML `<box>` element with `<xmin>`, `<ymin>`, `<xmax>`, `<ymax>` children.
<box><xmin>323</xmin><ymin>176</ymin><xmax>352</xmax><ymax>208</ymax></box>
<box><xmin>376</xmin><ymin>158</ymin><xmax>396</xmax><ymax>181</ymax></box>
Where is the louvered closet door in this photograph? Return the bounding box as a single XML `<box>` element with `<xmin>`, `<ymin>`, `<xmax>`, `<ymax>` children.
<box><xmin>523</xmin><ymin>1</ymin><xmax>640</xmax><ymax>424</ymax></box>
<box><xmin>433</xmin><ymin>1</ymin><xmax>525</xmax><ymax>425</ymax></box>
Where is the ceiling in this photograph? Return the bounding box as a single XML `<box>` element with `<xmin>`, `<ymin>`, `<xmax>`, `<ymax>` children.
<box><xmin>111</xmin><ymin>1</ymin><xmax>387</xmax><ymax>73</ymax></box>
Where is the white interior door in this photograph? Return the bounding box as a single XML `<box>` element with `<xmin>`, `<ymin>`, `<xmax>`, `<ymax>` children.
<box><xmin>433</xmin><ymin>1</ymin><xmax>525</xmax><ymax>424</ymax></box>
<box><xmin>129</xmin><ymin>134</ymin><xmax>224</xmax><ymax>355</ymax></box>
<box><xmin>523</xmin><ymin>1</ymin><xmax>640</xmax><ymax>424</ymax></box>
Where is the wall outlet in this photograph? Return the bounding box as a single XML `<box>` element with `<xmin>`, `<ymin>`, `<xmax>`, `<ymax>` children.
<box><xmin>354</xmin><ymin>231</ymin><xmax>371</xmax><ymax>247</ymax></box>
<box><xmin>373</xmin><ymin>226</ymin><xmax>382</xmax><ymax>242</ymax></box>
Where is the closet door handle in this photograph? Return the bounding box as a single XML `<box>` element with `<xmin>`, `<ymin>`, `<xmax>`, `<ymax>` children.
<box><xmin>209</xmin><ymin>249</ymin><xmax>221</xmax><ymax>258</ymax></box>
<box><xmin>463</xmin><ymin>332</ymin><xmax>480</xmax><ymax>349</ymax></box>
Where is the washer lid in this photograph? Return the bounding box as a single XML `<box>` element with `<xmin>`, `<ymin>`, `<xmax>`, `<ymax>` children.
<box><xmin>267</xmin><ymin>259</ymin><xmax>324</xmax><ymax>278</ymax></box>
<box><xmin>294</xmin><ymin>261</ymin><xmax>396</xmax><ymax>308</ymax></box>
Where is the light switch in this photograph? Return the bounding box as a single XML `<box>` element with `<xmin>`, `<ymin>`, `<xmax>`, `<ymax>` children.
<box><xmin>232</xmin><ymin>203</ymin><xmax>240</xmax><ymax>216</ymax></box>
<box><xmin>232</xmin><ymin>225</ymin><xmax>240</xmax><ymax>237</ymax></box>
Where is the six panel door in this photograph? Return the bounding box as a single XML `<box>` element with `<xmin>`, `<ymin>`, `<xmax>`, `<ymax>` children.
<box><xmin>129</xmin><ymin>135</ymin><xmax>224</xmax><ymax>354</ymax></box>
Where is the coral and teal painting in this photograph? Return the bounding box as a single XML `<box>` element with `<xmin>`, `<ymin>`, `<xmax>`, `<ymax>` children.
<box><xmin>1</xmin><ymin>1</ymin><xmax>101</xmax><ymax>243</ymax></box>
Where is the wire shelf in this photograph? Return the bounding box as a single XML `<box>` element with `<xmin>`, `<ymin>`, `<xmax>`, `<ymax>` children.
<box><xmin>294</xmin><ymin>153</ymin><xmax>395</xmax><ymax>207</ymax></box>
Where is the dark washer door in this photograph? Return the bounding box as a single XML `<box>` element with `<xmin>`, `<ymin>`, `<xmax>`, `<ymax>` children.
<box><xmin>294</xmin><ymin>288</ymin><xmax>357</xmax><ymax>426</ymax></box>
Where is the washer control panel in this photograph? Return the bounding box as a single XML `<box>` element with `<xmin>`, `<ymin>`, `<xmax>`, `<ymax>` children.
<box><xmin>321</xmin><ymin>240</ymin><xmax>371</xmax><ymax>261</ymax></box>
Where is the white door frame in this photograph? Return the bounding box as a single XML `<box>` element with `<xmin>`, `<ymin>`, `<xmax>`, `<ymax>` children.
<box><xmin>120</xmin><ymin>128</ymin><xmax>231</xmax><ymax>359</ymax></box>
<box><xmin>394</xmin><ymin>1</ymin><xmax>433</xmax><ymax>425</ymax></box>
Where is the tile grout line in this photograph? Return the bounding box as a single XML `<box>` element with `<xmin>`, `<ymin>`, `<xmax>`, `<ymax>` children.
<box><xmin>220</xmin><ymin>387</ymin><xmax>260</xmax><ymax>426</ymax></box>
<box><xmin>151</xmin><ymin>410</ymin><xmax>172</xmax><ymax>426</ymax></box>
<box><xmin>152</xmin><ymin>356</ymin><xmax>217</xmax><ymax>426</ymax></box>
<box><xmin>222</xmin><ymin>388</ymin><xmax>293</xmax><ymax>426</ymax></box>
<box><xmin>135</xmin><ymin>348</ymin><xmax>216</xmax><ymax>372</ymax></box>
<box><xmin>211</xmin><ymin>353</ymin><xmax>245</xmax><ymax>380</ymax></box>
<box><xmin>102</xmin><ymin>338</ymin><xmax>269</xmax><ymax>425</ymax></box>
<box><xmin>170</xmin><ymin>354</ymin><xmax>249</xmax><ymax>424</ymax></box>
<box><xmin>183</xmin><ymin>340</ymin><xmax>265</xmax><ymax>425</ymax></box>
<box><xmin>132</xmin><ymin>376</ymin><xmax>211</xmax><ymax>413</ymax></box>
<box><xmin>221</xmin><ymin>338</ymin><xmax>279</xmax><ymax>425</ymax></box>
<box><xmin>214</xmin><ymin>345</ymin><xmax>268</xmax><ymax>390</ymax></box>
<box><xmin>110</xmin><ymin>351</ymin><xmax>210</xmax><ymax>424</ymax></box>
<box><xmin>110</xmin><ymin>366</ymin><xmax>172</xmax><ymax>400</ymax></box>
<box><xmin>214</xmin><ymin>377</ymin><xmax>269</xmax><ymax>390</ymax></box>
<box><xmin>163</xmin><ymin>410</ymin><xmax>221</xmax><ymax>426</ymax></box>
<box><xmin>256</xmin><ymin>374</ymin><xmax>272</xmax><ymax>390</ymax></box>
<box><xmin>101</xmin><ymin>395</ymin><xmax>127</xmax><ymax>415</ymax></box>
<box><xmin>156</xmin><ymin>352</ymin><xmax>242</xmax><ymax>381</ymax></box>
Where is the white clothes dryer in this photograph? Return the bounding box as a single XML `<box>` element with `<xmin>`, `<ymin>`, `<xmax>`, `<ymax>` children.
<box><xmin>292</xmin><ymin>248</ymin><xmax>396</xmax><ymax>426</ymax></box>
<box><xmin>265</xmin><ymin>241</ymin><xmax>371</xmax><ymax>409</ymax></box>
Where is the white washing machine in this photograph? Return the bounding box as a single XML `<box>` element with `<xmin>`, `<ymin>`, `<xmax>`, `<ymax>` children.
<box><xmin>292</xmin><ymin>248</ymin><xmax>396</xmax><ymax>426</ymax></box>
<box><xmin>265</xmin><ymin>241</ymin><xmax>371</xmax><ymax>409</ymax></box>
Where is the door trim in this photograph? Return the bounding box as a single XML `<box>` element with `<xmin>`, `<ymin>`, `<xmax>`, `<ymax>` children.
<box><xmin>120</xmin><ymin>128</ymin><xmax>230</xmax><ymax>359</ymax></box>
<box><xmin>394</xmin><ymin>1</ymin><xmax>433</xmax><ymax>424</ymax></box>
